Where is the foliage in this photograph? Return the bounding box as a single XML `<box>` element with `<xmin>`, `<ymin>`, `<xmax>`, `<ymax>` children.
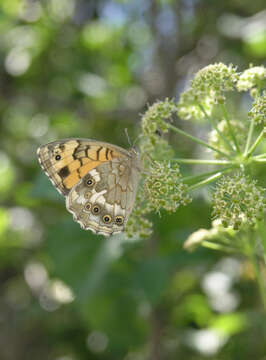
<box><xmin>0</xmin><ymin>1</ymin><xmax>266</xmax><ymax>360</ymax></box>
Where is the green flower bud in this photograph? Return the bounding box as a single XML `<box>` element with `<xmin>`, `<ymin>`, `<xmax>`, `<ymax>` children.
<box><xmin>248</xmin><ymin>92</ymin><xmax>266</xmax><ymax>126</ymax></box>
<box><xmin>237</xmin><ymin>66</ymin><xmax>266</xmax><ymax>96</ymax></box>
<box><xmin>177</xmin><ymin>63</ymin><xmax>238</xmax><ymax>122</ymax></box>
<box><xmin>144</xmin><ymin>161</ymin><xmax>191</xmax><ymax>213</ymax></box>
<box><xmin>212</xmin><ymin>173</ymin><xmax>266</xmax><ymax>230</ymax></box>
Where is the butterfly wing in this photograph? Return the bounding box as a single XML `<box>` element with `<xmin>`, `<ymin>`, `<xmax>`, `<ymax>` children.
<box><xmin>37</xmin><ymin>138</ymin><xmax>129</xmax><ymax>196</ymax></box>
<box><xmin>66</xmin><ymin>153</ymin><xmax>141</xmax><ymax>236</ymax></box>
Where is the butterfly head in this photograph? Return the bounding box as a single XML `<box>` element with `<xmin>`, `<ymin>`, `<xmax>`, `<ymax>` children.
<box><xmin>129</xmin><ymin>147</ymin><xmax>139</xmax><ymax>157</ymax></box>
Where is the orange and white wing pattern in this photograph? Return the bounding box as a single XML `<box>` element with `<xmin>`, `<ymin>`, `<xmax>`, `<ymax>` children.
<box><xmin>37</xmin><ymin>138</ymin><xmax>128</xmax><ymax>196</ymax></box>
<box><xmin>37</xmin><ymin>138</ymin><xmax>141</xmax><ymax>236</ymax></box>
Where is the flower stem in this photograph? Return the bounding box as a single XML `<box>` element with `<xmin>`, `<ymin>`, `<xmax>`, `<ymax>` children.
<box><xmin>183</xmin><ymin>166</ymin><xmax>235</xmax><ymax>185</ymax></box>
<box><xmin>253</xmin><ymin>158</ymin><xmax>266</xmax><ymax>163</ymax></box>
<box><xmin>257</xmin><ymin>221</ymin><xmax>266</xmax><ymax>267</ymax></box>
<box><xmin>198</xmin><ymin>104</ymin><xmax>235</xmax><ymax>153</ymax></box>
<box><xmin>246</xmin><ymin>128</ymin><xmax>265</xmax><ymax>157</ymax></box>
<box><xmin>183</xmin><ymin>167</ymin><xmax>233</xmax><ymax>184</ymax></box>
<box><xmin>187</xmin><ymin>169</ymin><xmax>232</xmax><ymax>192</ymax></box>
<box><xmin>201</xmin><ymin>241</ymin><xmax>237</xmax><ymax>253</ymax></box>
<box><xmin>220</xmin><ymin>103</ymin><xmax>241</xmax><ymax>153</ymax></box>
<box><xmin>244</xmin><ymin>118</ymin><xmax>255</xmax><ymax>156</ymax></box>
<box><xmin>172</xmin><ymin>158</ymin><xmax>232</xmax><ymax>165</ymax></box>
<box><xmin>250</xmin><ymin>251</ymin><xmax>266</xmax><ymax>311</ymax></box>
<box><xmin>246</xmin><ymin>232</ymin><xmax>266</xmax><ymax>311</ymax></box>
<box><xmin>253</xmin><ymin>153</ymin><xmax>266</xmax><ymax>159</ymax></box>
<box><xmin>168</xmin><ymin>123</ymin><xmax>230</xmax><ymax>159</ymax></box>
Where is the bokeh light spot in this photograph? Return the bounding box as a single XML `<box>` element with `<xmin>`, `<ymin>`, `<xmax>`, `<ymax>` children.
<box><xmin>87</xmin><ymin>331</ymin><xmax>109</xmax><ymax>353</ymax></box>
<box><xmin>5</xmin><ymin>48</ymin><xmax>31</xmax><ymax>76</ymax></box>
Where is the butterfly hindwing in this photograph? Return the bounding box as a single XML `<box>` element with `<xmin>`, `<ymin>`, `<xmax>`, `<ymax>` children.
<box><xmin>66</xmin><ymin>155</ymin><xmax>141</xmax><ymax>236</ymax></box>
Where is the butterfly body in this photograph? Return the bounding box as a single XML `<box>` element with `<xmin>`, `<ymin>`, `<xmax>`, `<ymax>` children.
<box><xmin>37</xmin><ymin>139</ymin><xmax>141</xmax><ymax>236</ymax></box>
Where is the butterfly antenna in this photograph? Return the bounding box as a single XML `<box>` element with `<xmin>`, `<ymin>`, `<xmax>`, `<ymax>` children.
<box><xmin>124</xmin><ymin>128</ymin><xmax>132</xmax><ymax>147</ymax></box>
<box><xmin>132</xmin><ymin>133</ymin><xmax>143</xmax><ymax>148</ymax></box>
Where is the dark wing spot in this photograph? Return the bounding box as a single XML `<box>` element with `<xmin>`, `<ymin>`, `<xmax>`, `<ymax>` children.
<box><xmin>58</xmin><ymin>166</ymin><xmax>70</xmax><ymax>179</ymax></box>
<box><xmin>85</xmin><ymin>145</ymin><xmax>91</xmax><ymax>158</ymax></box>
<box><xmin>105</xmin><ymin>148</ymin><xmax>110</xmax><ymax>160</ymax></box>
<box><xmin>96</xmin><ymin>146</ymin><xmax>103</xmax><ymax>160</ymax></box>
<box><xmin>115</xmin><ymin>216</ymin><xmax>124</xmax><ymax>225</ymax></box>
<box><xmin>72</xmin><ymin>140</ymin><xmax>81</xmax><ymax>160</ymax></box>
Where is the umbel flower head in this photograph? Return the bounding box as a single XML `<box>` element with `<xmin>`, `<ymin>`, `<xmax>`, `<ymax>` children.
<box><xmin>126</xmin><ymin>161</ymin><xmax>192</xmax><ymax>238</ymax></box>
<box><xmin>144</xmin><ymin>161</ymin><xmax>191</xmax><ymax>213</ymax></box>
<box><xmin>177</xmin><ymin>88</ymin><xmax>215</xmax><ymax>121</ymax></box>
<box><xmin>212</xmin><ymin>172</ymin><xmax>266</xmax><ymax>230</ymax></box>
<box><xmin>237</xmin><ymin>66</ymin><xmax>266</xmax><ymax>97</ymax></box>
<box><xmin>141</xmin><ymin>98</ymin><xmax>177</xmax><ymax>139</ymax></box>
<box><xmin>125</xmin><ymin>187</ymin><xmax>153</xmax><ymax>239</ymax></box>
<box><xmin>183</xmin><ymin>219</ymin><xmax>234</xmax><ymax>252</ymax></box>
<box><xmin>127</xmin><ymin>99</ymin><xmax>193</xmax><ymax>239</ymax></box>
<box><xmin>177</xmin><ymin>63</ymin><xmax>238</xmax><ymax>121</ymax></box>
<box><xmin>183</xmin><ymin>219</ymin><xmax>258</xmax><ymax>255</ymax></box>
<box><xmin>191</xmin><ymin>63</ymin><xmax>238</xmax><ymax>102</ymax></box>
<box><xmin>248</xmin><ymin>91</ymin><xmax>266</xmax><ymax>126</ymax></box>
<box><xmin>140</xmin><ymin>98</ymin><xmax>176</xmax><ymax>160</ymax></box>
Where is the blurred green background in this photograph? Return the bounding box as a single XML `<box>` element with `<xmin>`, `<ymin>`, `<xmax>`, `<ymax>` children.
<box><xmin>0</xmin><ymin>0</ymin><xmax>266</xmax><ymax>359</ymax></box>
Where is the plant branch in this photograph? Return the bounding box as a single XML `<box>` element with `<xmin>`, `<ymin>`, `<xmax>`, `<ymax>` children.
<box><xmin>253</xmin><ymin>158</ymin><xmax>266</xmax><ymax>163</ymax></box>
<box><xmin>173</xmin><ymin>158</ymin><xmax>232</xmax><ymax>165</ymax></box>
<box><xmin>198</xmin><ymin>104</ymin><xmax>235</xmax><ymax>152</ymax></box>
<box><xmin>220</xmin><ymin>103</ymin><xmax>241</xmax><ymax>153</ymax></box>
<box><xmin>253</xmin><ymin>153</ymin><xmax>266</xmax><ymax>159</ymax></box>
<box><xmin>187</xmin><ymin>169</ymin><xmax>232</xmax><ymax>192</ymax></box>
<box><xmin>244</xmin><ymin>118</ymin><xmax>255</xmax><ymax>156</ymax></box>
<box><xmin>202</xmin><ymin>241</ymin><xmax>239</xmax><ymax>253</ymax></box>
<box><xmin>245</xmin><ymin>231</ymin><xmax>266</xmax><ymax>311</ymax></box>
<box><xmin>246</xmin><ymin>128</ymin><xmax>265</xmax><ymax>157</ymax></box>
<box><xmin>183</xmin><ymin>167</ymin><xmax>234</xmax><ymax>185</ymax></box>
<box><xmin>250</xmin><ymin>252</ymin><xmax>266</xmax><ymax>311</ymax></box>
<box><xmin>168</xmin><ymin>123</ymin><xmax>231</xmax><ymax>159</ymax></box>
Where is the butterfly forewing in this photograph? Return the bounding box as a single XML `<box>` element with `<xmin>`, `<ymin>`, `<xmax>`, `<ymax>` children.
<box><xmin>37</xmin><ymin>138</ymin><xmax>128</xmax><ymax>196</ymax></box>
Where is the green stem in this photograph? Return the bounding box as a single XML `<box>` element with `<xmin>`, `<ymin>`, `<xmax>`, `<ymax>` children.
<box><xmin>199</xmin><ymin>104</ymin><xmax>235</xmax><ymax>153</ymax></box>
<box><xmin>220</xmin><ymin>103</ymin><xmax>241</xmax><ymax>153</ymax></box>
<box><xmin>218</xmin><ymin>235</ymin><xmax>238</xmax><ymax>247</ymax></box>
<box><xmin>168</xmin><ymin>123</ymin><xmax>231</xmax><ymax>159</ymax></box>
<box><xmin>201</xmin><ymin>241</ymin><xmax>238</xmax><ymax>253</ymax></box>
<box><xmin>244</xmin><ymin>118</ymin><xmax>255</xmax><ymax>156</ymax></box>
<box><xmin>253</xmin><ymin>153</ymin><xmax>266</xmax><ymax>159</ymax></box>
<box><xmin>187</xmin><ymin>170</ymin><xmax>231</xmax><ymax>192</ymax></box>
<box><xmin>253</xmin><ymin>158</ymin><xmax>266</xmax><ymax>163</ymax></box>
<box><xmin>257</xmin><ymin>221</ymin><xmax>266</xmax><ymax>267</ymax></box>
<box><xmin>250</xmin><ymin>251</ymin><xmax>266</xmax><ymax>311</ymax></box>
<box><xmin>172</xmin><ymin>158</ymin><xmax>232</xmax><ymax>165</ymax></box>
<box><xmin>183</xmin><ymin>167</ymin><xmax>234</xmax><ymax>185</ymax></box>
<box><xmin>246</xmin><ymin>232</ymin><xmax>266</xmax><ymax>311</ymax></box>
<box><xmin>246</xmin><ymin>128</ymin><xmax>265</xmax><ymax>157</ymax></box>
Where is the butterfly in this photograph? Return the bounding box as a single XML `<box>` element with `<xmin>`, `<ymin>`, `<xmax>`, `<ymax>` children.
<box><xmin>37</xmin><ymin>138</ymin><xmax>141</xmax><ymax>236</ymax></box>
